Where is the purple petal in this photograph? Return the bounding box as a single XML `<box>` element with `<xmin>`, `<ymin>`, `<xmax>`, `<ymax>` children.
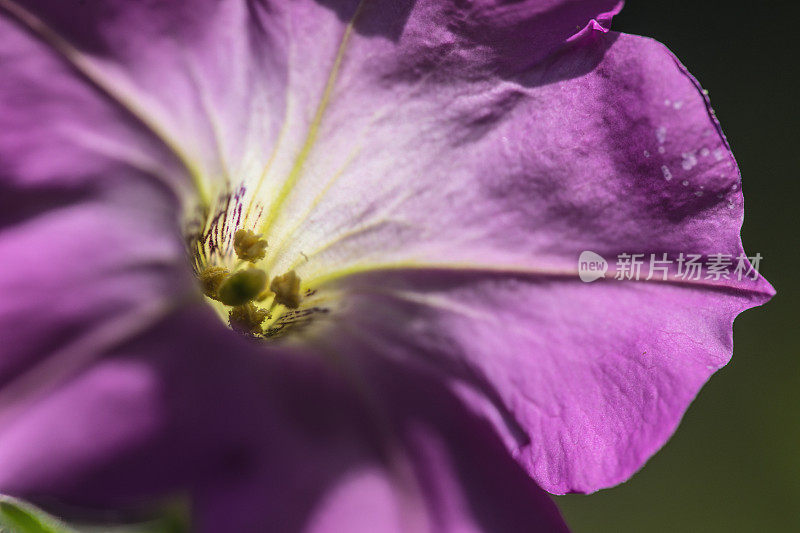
<box><xmin>325</xmin><ymin>268</ymin><xmax>770</xmax><ymax>495</ymax></box>
<box><xmin>0</xmin><ymin>0</ymin><xmax>288</xmax><ymax>198</ymax></box>
<box><xmin>0</xmin><ymin>9</ymin><xmax>197</xmax><ymax>400</ymax></box>
<box><xmin>0</xmin><ymin>9</ymin><xmax>266</xmax><ymax>508</ymax></box>
<box><xmin>0</xmin><ymin>306</ymin><xmax>280</xmax><ymax>507</ymax></box>
<box><xmin>193</xmin><ymin>354</ymin><xmax>569</xmax><ymax>532</ymax></box>
<box><xmin>254</xmin><ymin>15</ymin><xmax>774</xmax><ymax>494</ymax></box>
<box><xmin>1</xmin><ymin>0</ymin><xmax>628</xmax><ymax>228</ymax></box>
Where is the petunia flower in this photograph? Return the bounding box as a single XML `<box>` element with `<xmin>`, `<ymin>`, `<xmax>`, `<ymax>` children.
<box><xmin>0</xmin><ymin>0</ymin><xmax>773</xmax><ymax>531</ymax></box>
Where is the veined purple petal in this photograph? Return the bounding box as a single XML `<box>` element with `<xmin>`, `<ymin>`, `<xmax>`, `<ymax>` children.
<box><xmin>324</xmin><ymin>268</ymin><xmax>770</xmax><ymax>494</ymax></box>
<box><xmin>1</xmin><ymin>0</ymin><xmax>289</xmax><ymax>204</ymax></box>
<box><xmin>0</xmin><ymin>10</ymin><xmax>195</xmax><ymax>406</ymax></box>
<box><xmin>230</xmin><ymin>7</ymin><xmax>772</xmax><ymax>494</ymax></box>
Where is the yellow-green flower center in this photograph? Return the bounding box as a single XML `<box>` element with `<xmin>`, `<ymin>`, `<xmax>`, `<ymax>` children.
<box><xmin>187</xmin><ymin>207</ymin><xmax>318</xmax><ymax>340</ymax></box>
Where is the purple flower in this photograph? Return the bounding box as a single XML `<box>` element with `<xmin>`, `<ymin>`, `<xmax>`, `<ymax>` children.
<box><xmin>0</xmin><ymin>0</ymin><xmax>773</xmax><ymax>531</ymax></box>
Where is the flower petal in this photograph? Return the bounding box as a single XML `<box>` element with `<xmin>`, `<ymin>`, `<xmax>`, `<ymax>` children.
<box><xmin>193</xmin><ymin>354</ymin><xmax>569</xmax><ymax>533</ymax></box>
<box><xmin>324</xmin><ymin>268</ymin><xmax>770</xmax><ymax>495</ymax></box>
<box><xmin>0</xmin><ymin>308</ymin><xmax>273</xmax><ymax>509</ymax></box>
<box><xmin>0</xmin><ymin>11</ymin><xmax>198</xmax><ymax>397</ymax></box>
<box><xmin>0</xmin><ymin>11</ymin><xmax>264</xmax><ymax>509</ymax></box>
<box><xmin>259</xmin><ymin>22</ymin><xmax>774</xmax><ymax>493</ymax></box>
<box><xmin>1</xmin><ymin>0</ymin><xmax>625</xmax><ymax>241</ymax></box>
<box><xmin>0</xmin><ymin>0</ymin><xmax>289</xmax><ymax>203</ymax></box>
<box><xmin>270</xmin><ymin>29</ymin><xmax>763</xmax><ymax>284</ymax></box>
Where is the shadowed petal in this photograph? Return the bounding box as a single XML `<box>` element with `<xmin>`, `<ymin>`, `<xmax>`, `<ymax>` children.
<box><xmin>193</xmin><ymin>354</ymin><xmax>569</xmax><ymax>533</ymax></box>
<box><xmin>0</xmin><ymin>10</ymin><xmax>263</xmax><ymax>509</ymax></box>
<box><xmin>0</xmin><ymin>10</ymin><xmax>198</xmax><ymax>401</ymax></box>
<box><xmin>0</xmin><ymin>309</ymin><xmax>275</xmax><ymax>509</ymax></box>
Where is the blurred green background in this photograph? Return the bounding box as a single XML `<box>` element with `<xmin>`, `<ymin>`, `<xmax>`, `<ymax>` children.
<box><xmin>557</xmin><ymin>1</ymin><xmax>799</xmax><ymax>531</ymax></box>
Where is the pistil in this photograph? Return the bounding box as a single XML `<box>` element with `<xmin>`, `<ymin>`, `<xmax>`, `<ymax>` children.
<box><xmin>217</xmin><ymin>267</ymin><xmax>268</xmax><ymax>307</ymax></box>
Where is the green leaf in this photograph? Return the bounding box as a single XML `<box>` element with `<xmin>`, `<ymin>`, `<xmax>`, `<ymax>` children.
<box><xmin>0</xmin><ymin>495</ymin><xmax>75</xmax><ymax>533</ymax></box>
<box><xmin>0</xmin><ymin>495</ymin><xmax>189</xmax><ymax>533</ymax></box>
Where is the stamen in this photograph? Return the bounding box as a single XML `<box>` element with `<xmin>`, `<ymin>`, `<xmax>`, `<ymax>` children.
<box><xmin>198</xmin><ymin>266</ymin><xmax>230</xmax><ymax>301</ymax></box>
<box><xmin>270</xmin><ymin>270</ymin><xmax>302</xmax><ymax>309</ymax></box>
<box><xmin>218</xmin><ymin>267</ymin><xmax>268</xmax><ymax>306</ymax></box>
<box><xmin>229</xmin><ymin>303</ymin><xmax>271</xmax><ymax>337</ymax></box>
<box><xmin>233</xmin><ymin>229</ymin><xmax>268</xmax><ymax>262</ymax></box>
<box><xmin>191</xmin><ymin>200</ymin><xmax>315</xmax><ymax>338</ymax></box>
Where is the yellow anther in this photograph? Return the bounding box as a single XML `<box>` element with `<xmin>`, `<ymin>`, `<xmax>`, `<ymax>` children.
<box><xmin>229</xmin><ymin>303</ymin><xmax>270</xmax><ymax>337</ymax></box>
<box><xmin>217</xmin><ymin>267</ymin><xmax>267</xmax><ymax>307</ymax></box>
<box><xmin>198</xmin><ymin>266</ymin><xmax>230</xmax><ymax>300</ymax></box>
<box><xmin>233</xmin><ymin>229</ymin><xmax>268</xmax><ymax>262</ymax></box>
<box><xmin>270</xmin><ymin>270</ymin><xmax>302</xmax><ymax>309</ymax></box>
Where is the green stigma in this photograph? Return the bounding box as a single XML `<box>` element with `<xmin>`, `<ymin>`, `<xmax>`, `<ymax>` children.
<box><xmin>217</xmin><ymin>267</ymin><xmax>267</xmax><ymax>306</ymax></box>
